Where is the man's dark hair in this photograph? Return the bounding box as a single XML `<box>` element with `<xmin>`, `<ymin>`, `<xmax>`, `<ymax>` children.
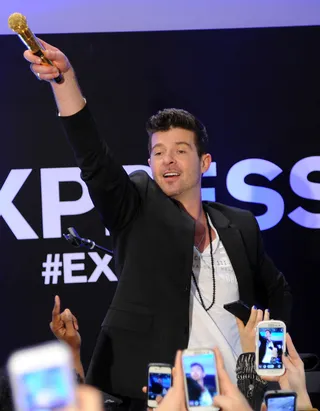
<box><xmin>265</xmin><ymin>329</ymin><xmax>271</xmax><ymax>334</ymax></box>
<box><xmin>190</xmin><ymin>362</ymin><xmax>205</xmax><ymax>373</ymax></box>
<box><xmin>146</xmin><ymin>108</ymin><xmax>209</xmax><ymax>157</ymax></box>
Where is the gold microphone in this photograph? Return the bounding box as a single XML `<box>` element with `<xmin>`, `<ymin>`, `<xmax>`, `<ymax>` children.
<box><xmin>8</xmin><ymin>12</ymin><xmax>64</xmax><ymax>84</ymax></box>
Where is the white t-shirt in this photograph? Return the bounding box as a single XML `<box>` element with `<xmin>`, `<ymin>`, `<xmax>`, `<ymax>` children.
<box><xmin>188</xmin><ymin>215</ymin><xmax>242</xmax><ymax>383</ymax></box>
<box><xmin>262</xmin><ymin>340</ymin><xmax>275</xmax><ymax>363</ymax></box>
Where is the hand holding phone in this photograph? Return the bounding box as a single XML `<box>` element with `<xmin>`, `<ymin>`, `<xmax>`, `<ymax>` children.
<box><xmin>181</xmin><ymin>348</ymin><xmax>219</xmax><ymax>411</ymax></box>
<box><xmin>223</xmin><ymin>300</ymin><xmax>254</xmax><ymax>325</ymax></box>
<box><xmin>7</xmin><ymin>341</ymin><xmax>76</xmax><ymax>411</ymax></box>
<box><xmin>264</xmin><ymin>390</ymin><xmax>296</xmax><ymax>411</ymax></box>
<box><xmin>147</xmin><ymin>363</ymin><xmax>172</xmax><ymax>408</ymax></box>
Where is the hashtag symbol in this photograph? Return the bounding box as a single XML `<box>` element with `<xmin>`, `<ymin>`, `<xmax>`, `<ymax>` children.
<box><xmin>42</xmin><ymin>254</ymin><xmax>63</xmax><ymax>285</ymax></box>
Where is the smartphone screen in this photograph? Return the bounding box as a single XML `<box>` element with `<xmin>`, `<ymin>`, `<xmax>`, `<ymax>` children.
<box><xmin>148</xmin><ymin>372</ymin><xmax>172</xmax><ymax>401</ymax></box>
<box><xmin>8</xmin><ymin>342</ymin><xmax>75</xmax><ymax>411</ymax></box>
<box><xmin>258</xmin><ymin>326</ymin><xmax>285</xmax><ymax>371</ymax></box>
<box><xmin>14</xmin><ymin>365</ymin><xmax>74</xmax><ymax>410</ymax></box>
<box><xmin>267</xmin><ymin>395</ymin><xmax>296</xmax><ymax>411</ymax></box>
<box><xmin>182</xmin><ymin>351</ymin><xmax>218</xmax><ymax>408</ymax></box>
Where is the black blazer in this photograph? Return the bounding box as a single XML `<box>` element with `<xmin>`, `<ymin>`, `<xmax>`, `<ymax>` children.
<box><xmin>60</xmin><ymin>106</ymin><xmax>292</xmax><ymax>400</ymax></box>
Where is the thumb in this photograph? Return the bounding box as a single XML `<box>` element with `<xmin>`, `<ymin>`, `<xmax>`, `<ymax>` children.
<box><xmin>260</xmin><ymin>403</ymin><xmax>267</xmax><ymax>411</ymax></box>
<box><xmin>213</xmin><ymin>395</ymin><xmax>233</xmax><ymax>409</ymax></box>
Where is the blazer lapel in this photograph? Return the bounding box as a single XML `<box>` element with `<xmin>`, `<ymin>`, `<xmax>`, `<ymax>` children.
<box><xmin>204</xmin><ymin>204</ymin><xmax>255</xmax><ymax>306</ymax></box>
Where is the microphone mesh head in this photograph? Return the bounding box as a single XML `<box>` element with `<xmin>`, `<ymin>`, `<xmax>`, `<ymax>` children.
<box><xmin>8</xmin><ymin>12</ymin><xmax>28</xmax><ymax>34</ymax></box>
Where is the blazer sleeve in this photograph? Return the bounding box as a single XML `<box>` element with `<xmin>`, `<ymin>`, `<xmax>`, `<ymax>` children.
<box><xmin>250</xmin><ymin>215</ymin><xmax>293</xmax><ymax>327</ymax></box>
<box><xmin>59</xmin><ymin>105</ymin><xmax>141</xmax><ymax>232</ymax></box>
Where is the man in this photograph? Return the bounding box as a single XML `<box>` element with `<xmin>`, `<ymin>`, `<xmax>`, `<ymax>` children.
<box><xmin>260</xmin><ymin>330</ymin><xmax>274</xmax><ymax>364</ymax></box>
<box><xmin>24</xmin><ymin>41</ymin><xmax>292</xmax><ymax>407</ymax></box>
<box><xmin>189</xmin><ymin>363</ymin><xmax>215</xmax><ymax>406</ymax></box>
<box><xmin>259</xmin><ymin>329</ymin><xmax>280</xmax><ymax>366</ymax></box>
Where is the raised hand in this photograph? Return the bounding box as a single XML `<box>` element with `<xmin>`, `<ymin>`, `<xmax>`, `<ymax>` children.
<box><xmin>263</xmin><ymin>333</ymin><xmax>313</xmax><ymax>410</ymax></box>
<box><xmin>213</xmin><ymin>347</ymin><xmax>253</xmax><ymax>411</ymax></box>
<box><xmin>50</xmin><ymin>295</ymin><xmax>81</xmax><ymax>353</ymax></box>
<box><xmin>23</xmin><ymin>39</ymin><xmax>71</xmax><ymax>82</ymax></box>
<box><xmin>236</xmin><ymin>307</ymin><xmax>270</xmax><ymax>353</ymax></box>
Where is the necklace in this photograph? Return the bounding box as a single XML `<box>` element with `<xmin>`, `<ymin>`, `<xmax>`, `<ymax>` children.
<box><xmin>191</xmin><ymin>212</ymin><xmax>216</xmax><ymax>311</ymax></box>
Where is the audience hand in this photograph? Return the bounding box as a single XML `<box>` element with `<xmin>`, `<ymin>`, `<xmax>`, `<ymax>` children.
<box><xmin>155</xmin><ymin>351</ymin><xmax>187</xmax><ymax>411</ymax></box>
<box><xmin>213</xmin><ymin>347</ymin><xmax>253</xmax><ymax>411</ymax></box>
<box><xmin>50</xmin><ymin>295</ymin><xmax>81</xmax><ymax>352</ymax></box>
<box><xmin>50</xmin><ymin>295</ymin><xmax>84</xmax><ymax>380</ymax></box>
<box><xmin>263</xmin><ymin>333</ymin><xmax>313</xmax><ymax>410</ymax></box>
<box><xmin>236</xmin><ymin>307</ymin><xmax>270</xmax><ymax>353</ymax></box>
<box><xmin>63</xmin><ymin>385</ymin><xmax>103</xmax><ymax>411</ymax></box>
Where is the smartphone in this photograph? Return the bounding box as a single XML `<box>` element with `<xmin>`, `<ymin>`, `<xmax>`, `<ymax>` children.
<box><xmin>182</xmin><ymin>348</ymin><xmax>219</xmax><ymax>411</ymax></box>
<box><xmin>7</xmin><ymin>341</ymin><xmax>76</xmax><ymax>411</ymax></box>
<box><xmin>223</xmin><ymin>300</ymin><xmax>252</xmax><ymax>324</ymax></box>
<box><xmin>147</xmin><ymin>363</ymin><xmax>172</xmax><ymax>408</ymax></box>
<box><xmin>256</xmin><ymin>320</ymin><xmax>286</xmax><ymax>376</ymax></box>
<box><xmin>264</xmin><ymin>390</ymin><xmax>297</xmax><ymax>411</ymax></box>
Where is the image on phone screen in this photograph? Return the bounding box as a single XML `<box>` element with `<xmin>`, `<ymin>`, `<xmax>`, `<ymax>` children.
<box><xmin>258</xmin><ymin>327</ymin><xmax>284</xmax><ymax>370</ymax></box>
<box><xmin>148</xmin><ymin>372</ymin><xmax>172</xmax><ymax>401</ymax></box>
<box><xmin>267</xmin><ymin>396</ymin><xmax>296</xmax><ymax>411</ymax></box>
<box><xmin>15</xmin><ymin>365</ymin><xmax>74</xmax><ymax>410</ymax></box>
<box><xmin>182</xmin><ymin>352</ymin><xmax>218</xmax><ymax>407</ymax></box>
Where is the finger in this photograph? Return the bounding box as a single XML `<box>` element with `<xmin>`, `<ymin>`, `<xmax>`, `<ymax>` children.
<box><xmin>36</xmin><ymin>72</ymin><xmax>61</xmax><ymax>82</ymax></box>
<box><xmin>263</xmin><ymin>309</ymin><xmax>270</xmax><ymax>321</ymax></box>
<box><xmin>282</xmin><ymin>354</ymin><xmax>296</xmax><ymax>373</ymax></box>
<box><xmin>72</xmin><ymin>315</ymin><xmax>79</xmax><ymax>331</ymax></box>
<box><xmin>142</xmin><ymin>386</ymin><xmax>147</xmax><ymax>394</ymax></box>
<box><xmin>76</xmin><ymin>385</ymin><xmax>104</xmax><ymax>411</ymax></box>
<box><xmin>171</xmin><ymin>366</ymin><xmax>176</xmax><ymax>380</ymax></box>
<box><xmin>213</xmin><ymin>347</ymin><xmax>234</xmax><ymax>395</ymax></box>
<box><xmin>61</xmin><ymin>309</ymin><xmax>75</xmax><ymax>333</ymax></box>
<box><xmin>213</xmin><ymin>395</ymin><xmax>233</xmax><ymax>409</ymax></box>
<box><xmin>43</xmin><ymin>49</ymin><xmax>66</xmax><ymax>64</ymax></box>
<box><xmin>173</xmin><ymin>350</ymin><xmax>184</xmax><ymax>390</ymax></box>
<box><xmin>260</xmin><ymin>403</ymin><xmax>267</xmax><ymax>411</ymax></box>
<box><xmin>24</xmin><ymin>50</ymin><xmax>42</xmax><ymax>64</ymax></box>
<box><xmin>261</xmin><ymin>374</ymin><xmax>280</xmax><ymax>382</ymax></box>
<box><xmin>246</xmin><ymin>306</ymin><xmax>258</xmax><ymax>330</ymax></box>
<box><xmin>256</xmin><ymin>309</ymin><xmax>263</xmax><ymax>325</ymax></box>
<box><xmin>235</xmin><ymin>317</ymin><xmax>245</xmax><ymax>333</ymax></box>
<box><xmin>156</xmin><ymin>395</ymin><xmax>163</xmax><ymax>404</ymax></box>
<box><xmin>30</xmin><ymin>63</ymin><xmax>59</xmax><ymax>75</ymax></box>
<box><xmin>52</xmin><ymin>295</ymin><xmax>61</xmax><ymax>321</ymax></box>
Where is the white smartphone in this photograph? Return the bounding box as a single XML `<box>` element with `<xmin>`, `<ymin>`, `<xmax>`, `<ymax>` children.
<box><xmin>182</xmin><ymin>348</ymin><xmax>219</xmax><ymax>411</ymax></box>
<box><xmin>256</xmin><ymin>320</ymin><xmax>286</xmax><ymax>376</ymax></box>
<box><xmin>147</xmin><ymin>363</ymin><xmax>172</xmax><ymax>408</ymax></box>
<box><xmin>7</xmin><ymin>340</ymin><xmax>76</xmax><ymax>411</ymax></box>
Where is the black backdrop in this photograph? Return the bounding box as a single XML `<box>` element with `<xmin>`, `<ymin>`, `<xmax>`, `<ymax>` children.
<box><xmin>0</xmin><ymin>26</ymin><xmax>319</xmax><ymax>371</ymax></box>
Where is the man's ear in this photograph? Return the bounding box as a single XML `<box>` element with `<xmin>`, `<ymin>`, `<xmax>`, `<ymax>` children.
<box><xmin>148</xmin><ymin>158</ymin><xmax>151</xmax><ymax>166</ymax></box>
<box><xmin>201</xmin><ymin>153</ymin><xmax>212</xmax><ymax>174</ymax></box>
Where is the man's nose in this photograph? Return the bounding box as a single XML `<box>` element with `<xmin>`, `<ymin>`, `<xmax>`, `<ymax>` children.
<box><xmin>163</xmin><ymin>152</ymin><xmax>176</xmax><ymax>164</ymax></box>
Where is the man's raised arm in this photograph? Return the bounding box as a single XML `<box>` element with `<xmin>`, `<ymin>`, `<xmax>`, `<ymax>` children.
<box><xmin>23</xmin><ymin>40</ymin><xmax>141</xmax><ymax>232</ymax></box>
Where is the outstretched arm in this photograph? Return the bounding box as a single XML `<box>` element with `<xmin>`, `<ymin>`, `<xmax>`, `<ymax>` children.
<box><xmin>24</xmin><ymin>41</ymin><xmax>141</xmax><ymax>232</ymax></box>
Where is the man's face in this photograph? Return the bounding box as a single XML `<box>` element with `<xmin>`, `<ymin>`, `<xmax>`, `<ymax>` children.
<box><xmin>190</xmin><ymin>365</ymin><xmax>205</xmax><ymax>382</ymax></box>
<box><xmin>266</xmin><ymin>331</ymin><xmax>271</xmax><ymax>340</ymax></box>
<box><xmin>148</xmin><ymin>128</ymin><xmax>210</xmax><ymax>199</ymax></box>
